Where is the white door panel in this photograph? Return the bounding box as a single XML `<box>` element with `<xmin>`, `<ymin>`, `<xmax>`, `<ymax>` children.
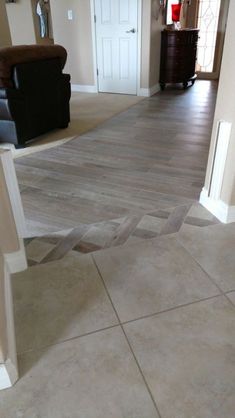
<box><xmin>95</xmin><ymin>0</ymin><xmax>138</xmax><ymax>94</ymax></box>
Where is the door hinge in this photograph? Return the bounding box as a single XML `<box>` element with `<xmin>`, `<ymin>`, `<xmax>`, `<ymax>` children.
<box><xmin>94</xmin><ymin>15</ymin><xmax>96</xmax><ymax>23</ymax></box>
<box><xmin>97</xmin><ymin>68</ymin><xmax>99</xmax><ymax>76</ymax></box>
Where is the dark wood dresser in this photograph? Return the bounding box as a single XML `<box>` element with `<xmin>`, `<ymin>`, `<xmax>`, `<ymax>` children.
<box><xmin>159</xmin><ymin>29</ymin><xmax>199</xmax><ymax>90</ymax></box>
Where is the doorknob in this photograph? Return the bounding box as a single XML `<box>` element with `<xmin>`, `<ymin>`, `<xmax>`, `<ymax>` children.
<box><xmin>126</xmin><ymin>28</ymin><xmax>136</xmax><ymax>33</ymax></box>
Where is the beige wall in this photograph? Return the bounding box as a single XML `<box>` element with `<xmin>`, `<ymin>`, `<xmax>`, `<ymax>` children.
<box><xmin>50</xmin><ymin>0</ymin><xmax>94</xmax><ymax>86</ymax></box>
<box><xmin>186</xmin><ymin>0</ymin><xmax>198</xmax><ymax>28</ymax></box>
<box><xmin>0</xmin><ymin>164</ymin><xmax>19</xmax><ymax>255</ymax></box>
<box><xmin>0</xmin><ymin>254</ymin><xmax>7</xmax><ymax>363</ymax></box>
<box><xmin>6</xmin><ymin>0</ymin><xmax>36</xmax><ymax>45</ymax></box>
<box><xmin>0</xmin><ymin>1</ymin><xmax>12</xmax><ymax>47</ymax></box>
<box><xmin>149</xmin><ymin>0</ymin><xmax>165</xmax><ymax>88</ymax></box>
<box><xmin>31</xmin><ymin>0</ymin><xmax>54</xmax><ymax>45</ymax></box>
<box><xmin>0</xmin><ymin>152</ymin><xmax>22</xmax><ymax>373</ymax></box>
<box><xmin>6</xmin><ymin>0</ymin><xmax>54</xmax><ymax>46</ymax></box>
<box><xmin>140</xmin><ymin>0</ymin><xmax>151</xmax><ymax>88</ymax></box>
<box><xmin>204</xmin><ymin>0</ymin><xmax>235</xmax><ymax>205</ymax></box>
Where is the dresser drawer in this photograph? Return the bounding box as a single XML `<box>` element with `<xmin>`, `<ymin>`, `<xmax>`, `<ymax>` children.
<box><xmin>163</xmin><ymin>31</ymin><xmax>199</xmax><ymax>47</ymax></box>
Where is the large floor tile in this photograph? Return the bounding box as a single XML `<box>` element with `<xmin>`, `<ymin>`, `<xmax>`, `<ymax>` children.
<box><xmin>0</xmin><ymin>327</ymin><xmax>159</xmax><ymax>418</ymax></box>
<box><xmin>13</xmin><ymin>254</ymin><xmax>118</xmax><ymax>353</ymax></box>
<box><xmin>177</xmin><ymin>223</ymin><xmax>235</xmax><ymax>291</ymax></box>
<box><xmin>226</xmin><ymin>291</ymin><xmax>235</xmax><ymax>305</ymax></box>
<box><xmin>124</xmin><ymin>296</ymin><xmax>235</xmax><ymax>418</ymax></box>
<box><xmin>93</xmin><ymin>236</ymin><xmax>219</xmax><ymax>322</ymax></box>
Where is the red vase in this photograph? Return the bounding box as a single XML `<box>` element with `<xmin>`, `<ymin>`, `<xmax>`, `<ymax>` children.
<box><xmin>171</xmin><ymin>4</ymin><xmax>182</xmax><ymax>22</ymax></box>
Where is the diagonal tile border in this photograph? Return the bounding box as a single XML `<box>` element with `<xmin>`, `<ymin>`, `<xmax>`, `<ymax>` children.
<box><xmin>24</xmin><ymin>203</ymin><xmax>220</xmax><ymax>266</ymax></box>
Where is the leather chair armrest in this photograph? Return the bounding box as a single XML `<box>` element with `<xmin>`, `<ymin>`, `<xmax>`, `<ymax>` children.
<box><xmin>0</xmin><ymin>89</ymin><xmax>7</xmax><ymax>99</ymax></box>
<box><xmin>0</xmin><ymin>88</ymin><xmax>23</xmax><ymax>100</ymax></box>
<box><xmin>0</xmin><ymin>88</ymin><xmax>25</xmax><ymax>121</ymax></box>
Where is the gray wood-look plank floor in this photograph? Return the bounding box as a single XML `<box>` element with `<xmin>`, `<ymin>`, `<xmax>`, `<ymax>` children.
<box><xmin>15</xmin><ymin>80</ymin><xmax>217</xmax><ymax>236</ymax></box>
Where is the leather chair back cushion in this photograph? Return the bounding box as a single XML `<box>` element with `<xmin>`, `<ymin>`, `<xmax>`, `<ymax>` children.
<box><xmin>0</xmin><ymin>44</ymin><xmax>67</xmax><ymax>88</ymax></box>
<box><xmin>12</xmin><ymin>58</ymin><xmax>64</xmax><ymax>131</ymax></box>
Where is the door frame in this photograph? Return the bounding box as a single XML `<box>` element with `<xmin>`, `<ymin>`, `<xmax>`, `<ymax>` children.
<box><xmin>90</xmin><ymin>0</ymin><xmax>142</xmax><ymax>96</ymax></box>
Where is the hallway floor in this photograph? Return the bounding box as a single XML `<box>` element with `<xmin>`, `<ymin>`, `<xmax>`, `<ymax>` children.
<box><xmin>15</xmin><ymin>81</ymin><xmax>217</xmax><ymax>237</ymax></box>
<box><xmin>1</xmin><ymin>81</ymin><xmax>235</xmax><ymax>417</ymax></box>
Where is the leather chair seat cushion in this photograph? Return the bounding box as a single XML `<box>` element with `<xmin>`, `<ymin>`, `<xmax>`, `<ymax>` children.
<box><xmin>0</xmin><ymin>44</ymin><xmax>67</xmax><ymax>88</ymax></box>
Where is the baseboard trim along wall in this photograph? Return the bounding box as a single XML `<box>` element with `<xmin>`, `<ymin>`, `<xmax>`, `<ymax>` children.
<box><xmin>71</xmin><ymin>83</ymin><xmax>160</xmax><ymax>97</ymax></box>
<box><xmin>4</xmin><ymin>238</ymin><xmax>27</xmax><ymax>274</ymax></box>
<box><xmin>0</xmin><ymin>359</ymin><xmax>18</xmax><ymax>390</ymax></box>
<box><xmin>200</xmin><ymin>187</ymin><xmax>235</xmax><ymax>223</ymax></box>
<box><xmin>138</xmin><ymin>83</ymin><xmax>160</xmax><ymax>97</ymax></box>
<box><xmin>71</xmin><ymin>84</ymin><xmax>98</xmax><ymax>93</ymax></box>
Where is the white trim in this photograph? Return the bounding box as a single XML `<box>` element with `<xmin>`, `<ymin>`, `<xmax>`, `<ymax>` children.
<box><xmin>138</xmin><ymin>83</ymin><xmax>160</xmax><ymax>97</ymax></box>
<box><xmin>0</xmin><ymin>150</ymin><xmax>26</xmax><ymax>238</ymax></box>
<box><xmin>0</xmin><ymin>359</ymin><xmax>18</xmax><ymax>391</ymax></box>
<box><xmin>71</xmin><ymin>84</ymin><xmax>98</xmax><ymax>93</ymax></box>
<box><xmin>209</xmin><ymin>120</ymin><xmax>231</xmax><ymax>199</ymax></box>
<box><xmin>0</xmin><ymin>364</ymin><xmax>12</xmax><ymax>390</ymax></box>
<box><xmin>200</xmin><ymin>187</ymin><xmax>235</xmax><ymax>224</ymax></box>
<box><xmin>4</xmin><ymin>238</ymin><xmax>27</xmax><ymax>274</ymax></box>
<box><xmin>90</xmin><ymin>0</ymin><xmax>99</xmax><ymax>93</ymax></box>
<box><xmin>136</xmin><ymin>0</ymin><xmax>142</xmax><ymax>97</ymax></box>
<box><xmin>91</xmin><ymin>0</ymin><xmax>142</xmax><ymax>96</ymax></box>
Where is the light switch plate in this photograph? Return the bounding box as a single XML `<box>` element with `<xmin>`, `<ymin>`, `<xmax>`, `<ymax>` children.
<box><xmin>68</xmin><ymin>10</ymin><xmax>73</xmax><ymax>20</ymax></box>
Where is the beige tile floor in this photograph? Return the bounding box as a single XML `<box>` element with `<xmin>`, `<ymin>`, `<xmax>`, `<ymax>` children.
<box><xmin>0</xmin><ymin>222</ymin><xmax>235</xmax><ymax>418</ymax></box>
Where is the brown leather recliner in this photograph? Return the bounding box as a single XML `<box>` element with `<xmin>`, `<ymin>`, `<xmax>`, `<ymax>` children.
<box><xmin>0</xmin><ymin>44</ymin><xmax>71</xmax><ymax>148</ymax></box>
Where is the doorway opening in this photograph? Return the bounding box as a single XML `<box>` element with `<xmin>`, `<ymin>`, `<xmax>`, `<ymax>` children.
<box><xmin>195</xmin><ymin>0</ymin><xmax>229</xmax><ymax>79</ymax></box>
<box><xmin>91</xmin><ymin>0</ymin><xmax>142</xmax><ymax>95</ymax></box>
<box><xmin>197</xmin><ymin>0</ymin><xmax>221</xmax><ymax>74</ymax></box>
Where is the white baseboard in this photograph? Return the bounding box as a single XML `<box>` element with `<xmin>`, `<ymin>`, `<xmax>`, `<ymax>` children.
<box><xmin>138</xmin><ymin>83</ymin><xmax>160</xmax><ymax>97</ymax></box>
<box><xmin>71</xmin><ymin>83</ymin><xmax>160</xmax><ymax>97</ymax></box>
<box><xmin>4</xmin><ymin>238</ymin><xmax>27</xmax><ymax>274</ymax></box>
<box><xmin>71</xmin><ymin>84</ymin><xmax>98</xmax><ymax>93</ymax></box>
<box><xmin>200</xmin><ymin>188</ymin><xmax>235</xmax><ymax>223</ymax></box>
<box><xmin>0</xmin><ymin>359</ymin><xmax>18</xmax><ymax>390</ymax></box>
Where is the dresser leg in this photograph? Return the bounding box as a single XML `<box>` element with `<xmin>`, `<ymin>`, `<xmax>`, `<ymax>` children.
<box><xmin>160</xmin><ymin>83</ymin><xmax>165</xmax><ymax>91</ymax></box>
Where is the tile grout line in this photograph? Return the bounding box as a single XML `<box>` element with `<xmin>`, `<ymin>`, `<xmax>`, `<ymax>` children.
<box><xmin>92</xmin><ymin>254</ymin><xmax>163</xmax><ymax>418</ymax></box>
<box><xmin>121</xmin><ymin>293</ymin><xmax>223</xmax><ymax>326</ymax></box>
<box><xmin>17</xmin><ymin>293</ymin><xmax>225</xmax><ymax>358</ymax></box>
<box><xmin>17</xmin><ymin>323</ymin><xmax>120</xmax><ymax>357</ymax></box>
<box><xmin>175</xmin><ymin>236</ymin><xmax>228</xmax><ymax>296</ymax></box>
<box><xmin>223</xmin><ymin>291</ymin><xmax>235</xmax><ymax>308</ymax></box>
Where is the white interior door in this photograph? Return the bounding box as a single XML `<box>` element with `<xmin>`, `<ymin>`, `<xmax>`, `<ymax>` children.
<box><xmin>94</xmin><ymin>0</ymin><xmax>138</xmax><ymax>95</ymax></box>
